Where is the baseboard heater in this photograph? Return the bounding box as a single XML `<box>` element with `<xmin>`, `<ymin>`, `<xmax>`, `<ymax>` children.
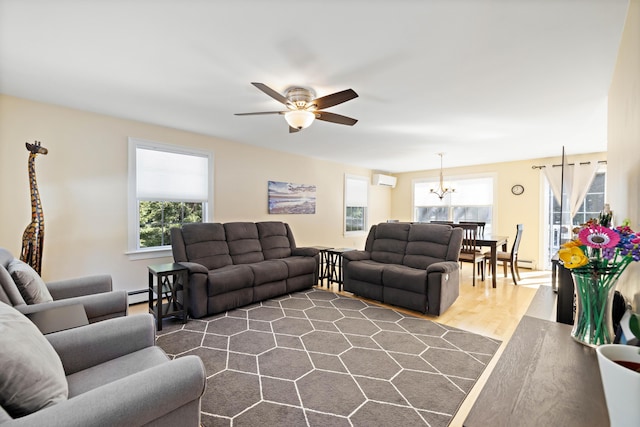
<box><xmin>128</xmin><ymin>289</ymin><xmax>148</xmax><ymax>305</ymax></box>
<box><xmin>517</xmin><ymin>259</ymin><xmax>536</xmax><ymax>270</ymax></box>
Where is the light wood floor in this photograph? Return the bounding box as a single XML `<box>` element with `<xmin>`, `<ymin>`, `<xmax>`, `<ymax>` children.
<box><xmin>132</xmin><ymin>264</ymin><xmax>554</xmax><ymax>427</ymax></box>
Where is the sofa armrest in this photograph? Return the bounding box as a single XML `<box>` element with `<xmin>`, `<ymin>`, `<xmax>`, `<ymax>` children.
<box><xmin>179</xmin><ymin>261</ymin><xmax>208</xmax><ymax>275</ymax></box>
<box><xmin>6</xmin><ymin>355</ymin><xmax>206</xmax><ymax>427</ymax></box>
<box><xmin>343</xmin><ymin>251</ymin><xmax>371</xmax><ymax>262</ymax></box>
<box><xmin>46</xmin><ymin>274</ymin><xmax>112</xmax><ymax>299</ymax></box>
<box><xmin>46</xmin><ymin>314</ymin><xmax>156</xmax><ymax>375</ymax></box>
<box><xmin>14</xmin><ymin>290</ymin><xmax>128</xmax><ymax>324</ymax></box>
<box><xmin>291</xmin><ymin>247</ymin><xmax>320</xmax><ymax>257</ymax></box>
<box><xmin>426</xmin><ymin>261</ymin><xmax>460</xmax><ymax>274</ymax></box>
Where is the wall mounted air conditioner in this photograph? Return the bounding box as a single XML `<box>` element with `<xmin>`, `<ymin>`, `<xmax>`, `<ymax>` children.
<box><xmin>372</xmin><ymin>173</ymin><xmax>397</xmax><ymax>188</ymax></box>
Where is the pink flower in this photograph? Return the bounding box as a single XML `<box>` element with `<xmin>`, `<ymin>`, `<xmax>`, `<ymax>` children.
<box><xmin>578</xmin><ymin>225</ymin><xmax>620</xmax><ymax>249</ymax></box>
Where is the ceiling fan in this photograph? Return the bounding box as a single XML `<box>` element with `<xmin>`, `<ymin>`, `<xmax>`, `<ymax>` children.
<box><xmin>235</xmin><ymin>82</ymin><xmax>358</xmax><ymax>133</ymax></box>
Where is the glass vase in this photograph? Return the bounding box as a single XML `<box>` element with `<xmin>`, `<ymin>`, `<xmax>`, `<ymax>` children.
<box><xmin>571</xmin><ymin>267</ymin><xmax>619</xmax><ymax>347</ymax></box>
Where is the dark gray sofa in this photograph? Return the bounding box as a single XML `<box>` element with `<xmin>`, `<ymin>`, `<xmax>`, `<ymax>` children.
<box><xmin>171</xmin><ymin>221</ymin><xmax>319</xmax><ymax>318</ymax></box>
<box><xmin>343</xmin><ymin>222</ymin><xmax>463</xmax><ymax>315</ymax></box>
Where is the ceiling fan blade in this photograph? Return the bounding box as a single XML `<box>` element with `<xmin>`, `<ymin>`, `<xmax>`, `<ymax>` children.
<box><xmin>315</xmin><ymin>111</ymin><xmax>358</xmax><ymax>126</ymax></box>
<box><xmin>289</xmin><ymin>126</ymin><xmax>300</xmax><ymax>133</ymax></box>
<box><xmin>312</xmin><ymin>89</ymin><xmax>358</xmax><ymax>110</ymax></box>
<box><xmin>234</xmin><ymin>111</ymin><xmax>285</xmax><ymax>116</ymax></box>
<box><xmin>251</xmin><ymin>82</ymin><xmax>289</xmax><ymax>105</ymax></box>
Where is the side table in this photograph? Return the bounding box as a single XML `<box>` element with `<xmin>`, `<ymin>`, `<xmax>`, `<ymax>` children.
<box><xmin>311</xmin><ymin>246</ymin><xmax>333</xmax><ymax>288</ymax></box>
<box><xmin>26</xmin><ymin>304</ymin><xmax>89</xmax><ymax>335</ymax></box>
<box><xmin>326</xmin><ymin>248</ymin><xmax>355</xmax><ymax>291</ymax></box>
<box><xmin>148</xmin><ymin>263</ymin><xmax>189</xmax><ymax>331</ymax></box>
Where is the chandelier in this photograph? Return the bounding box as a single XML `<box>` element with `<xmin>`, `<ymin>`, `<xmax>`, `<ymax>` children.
<box><xmin>430</xmin><ymin>153</ymin><xmax>455</xmax><ymax>199</ymax></box>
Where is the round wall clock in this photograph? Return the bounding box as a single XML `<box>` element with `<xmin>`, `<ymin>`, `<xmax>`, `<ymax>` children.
<box><xmin>511</xmin><ymin>184</ymin><xmax>525</xmax><ymax>195</ymax></box>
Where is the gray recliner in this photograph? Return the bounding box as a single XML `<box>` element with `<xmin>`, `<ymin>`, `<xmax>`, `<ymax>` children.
<box><xmin>0</xmin><ymin>248</ymin><xmax>127</xmax><ymax>323</ymax></box>
<box><xmin>0</xmin><ymin>309</ymin><xmax>206</xmax><ymax>426</ymax></box>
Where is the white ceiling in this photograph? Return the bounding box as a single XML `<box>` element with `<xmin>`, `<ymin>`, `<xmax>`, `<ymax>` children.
<box><xmin>0</xmin><ymin>0</ymin><xmax>629</xmax><ymax>172</ymax></box>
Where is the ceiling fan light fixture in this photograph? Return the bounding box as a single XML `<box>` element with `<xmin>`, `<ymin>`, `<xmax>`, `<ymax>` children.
<box><xmin>285</xmin><ymin>110</ymin><xmax>315</xmax><ymax>130</ymax></box>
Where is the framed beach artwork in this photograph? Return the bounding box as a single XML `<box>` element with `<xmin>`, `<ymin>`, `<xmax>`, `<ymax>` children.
<box><xmin>268</xmin><ymin>181</ymin><xmax>316</xmax><ymax>214</ymax></box>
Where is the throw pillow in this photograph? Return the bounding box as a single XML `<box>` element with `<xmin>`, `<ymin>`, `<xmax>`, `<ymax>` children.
<box><xmin>7</xmin><ymin>259</ymin><xmax>53</xmax><ymax>304</ymax></box>
<box><xmin>0</xmin><ymin>301</ymin><xmax>68</xmax><ymax>417</ymax></box>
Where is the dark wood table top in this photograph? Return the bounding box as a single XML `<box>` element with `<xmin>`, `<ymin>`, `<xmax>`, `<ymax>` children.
<box><xmin>464</xmin><ymin>315</ymin><xmax>609</xmax><ymax>426</ymax></box>
<box><xmin>476</xmin><ymin>234</ymin><xmax>508</xmax><ymax>246</ymax></box>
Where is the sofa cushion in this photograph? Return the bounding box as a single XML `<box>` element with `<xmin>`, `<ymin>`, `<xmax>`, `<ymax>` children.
<box><xmin>345</xmin><ymin>260</ymin><xmax>385</xmax><ymax>285</ymax></box>
<box><xmin>370</xmin><ymin>223</ymin><xmax>410</xmax><ymax>264</ymax></box>
<box><xmin>403</xmin><ymin>224</ymin><xmax>454</xmax><ymax>269</ymax></box>
<box><xmin>247</xmin><ymin>260</ymin><xmax>288</xmax><ymax>286</ymax></box>
<box><xmin>382</xmin><ymin>265</ymin><xmax>427</xmax><ymax>294</ymax></box>
<box><xmin>280</xmin><ymin>256</ymin><xmax>317</xmax><ymax>277</ymax></box>
<box><xmin>257</xmin><ymin>222</ymin><xmax>292</xmax><ymax>259</ymax></box>
<box><xmin>0</xmin><ymin>302</ymin><xmax>68</xmax><ymax>417</ymax></box>
<box><xmin>208</xmin><ymin>265</ymin><xmax>254</xmax><ymax>296</ymax></box>
<box><xmin>224</xmin><ymin>223</ymin><xmax>265</xmax><ymax>264</ymax></box>
<box><xmin>0</xmin><ymin>264</ymin><xmax>23</xmax><ymax>306</ymax></box>
<box><xmin>7</xmin><ymin>259</ymin><xmax>53</xmax><ymax>304</ymax></box>
<box><xmin>181</xmin><ymin>223</ymin><xmax>232</xmax><ymax>270</ymax></box>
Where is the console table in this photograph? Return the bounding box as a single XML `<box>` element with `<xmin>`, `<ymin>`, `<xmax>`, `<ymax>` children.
<box><xmin>464</xmin><ymin>315</ymin><xmax>609</xmax><ymax>426</ymax></box>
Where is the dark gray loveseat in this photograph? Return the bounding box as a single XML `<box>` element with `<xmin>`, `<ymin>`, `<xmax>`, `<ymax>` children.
<box><xmin>171</xmin><ymin>221</ymin><xmax>319</xmax><ymax>318</ymax></box>
<box><xmin>343</xmin><ymin>222</ymin><xmax>463</xmax><ymax>315</ymax></box>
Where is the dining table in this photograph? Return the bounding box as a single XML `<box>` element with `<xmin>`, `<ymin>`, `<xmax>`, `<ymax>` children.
<box><xmin>476</xmin><ymin>234</ymin><xmax>509</xmax><ymax>288</ymax></box>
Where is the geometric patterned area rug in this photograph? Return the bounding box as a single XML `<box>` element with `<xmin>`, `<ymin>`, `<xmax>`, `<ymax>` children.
<box><xmin>156</xmin><ymin>289</ymin><xmax>501</xmax><ymax>427</ymax></box>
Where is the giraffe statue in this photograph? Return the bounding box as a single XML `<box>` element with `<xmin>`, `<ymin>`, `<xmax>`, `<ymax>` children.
<box><xmin>20</xmin><ymin>141</ymin><xmax>48</xmax><ymax>275</ymax></box>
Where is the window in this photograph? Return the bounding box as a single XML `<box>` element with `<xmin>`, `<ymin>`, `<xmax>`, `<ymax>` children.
<box><xmin>345</xmin><ymin>175</ymin><xmax>369</xmax><ymax>234</ymax></box>
<box><xmin>413</xmin><ymin>175</ymin><xmax>494</xmax><ymax>233</ymax></box>
<box><xmin>547</xmin><ymin>170</ymin><xmax>606</xmax><ymax>259</ymax></box>
<box><xmin>128</xmin><ymin>138</ymin><xmax>213</xmax><ymax>256</ymax></box>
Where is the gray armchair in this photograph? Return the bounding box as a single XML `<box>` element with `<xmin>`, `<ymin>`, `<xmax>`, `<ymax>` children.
<box><xmin>0</xmin><ymin>308</ymin><xmax>206</xmax><ymax>426</ymax></box>
<box><xmin>0</xmin><ymin>248</ymin><xmax>127</xmax><ymax>323</ymax></box>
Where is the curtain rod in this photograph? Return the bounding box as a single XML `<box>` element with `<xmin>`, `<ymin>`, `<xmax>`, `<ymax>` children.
<box><xmin>531</xmin><ymin>160</ymin><xmax>607</xmax><ymax>170</ymax></box>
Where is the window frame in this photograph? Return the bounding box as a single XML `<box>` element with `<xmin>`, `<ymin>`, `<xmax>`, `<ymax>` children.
<box><xmin>127</xmin><ymin>137</ymin><xmax>214</xmax><ymax>259</ymax></box>
<box><xmin>412</xmin><ymin>173</ymin><xmax>496</xmax><ymax>231</ymax></box>
<box><xmin>344</xmin><ymin>174</ymin><xmax>369</xmax><ymax>236</ymax></box>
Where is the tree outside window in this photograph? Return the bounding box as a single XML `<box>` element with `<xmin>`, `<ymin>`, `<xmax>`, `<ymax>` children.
<box><xmin>139</xmin><ymin>201</ymin><xmax>203</xmax><ymax>248</ymax></box>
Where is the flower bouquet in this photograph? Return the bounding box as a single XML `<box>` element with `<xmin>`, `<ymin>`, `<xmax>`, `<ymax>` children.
<box><xmin>558</xmin><ymin>206</ymin><xmax>640</xmax><ymax>346</ymax></box>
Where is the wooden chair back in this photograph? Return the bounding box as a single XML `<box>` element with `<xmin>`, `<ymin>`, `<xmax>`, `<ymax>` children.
<box><xmin>511</xmin><ymin>224</ymin><xmax>524</xmax><ymax>259</ymax></box>
<box><xmin>459</xmin><ymin>221</ymin><xmax>486</xmax><ymax>237</ymax></box>
<box><xmin>458</xmin><ymin>224</ymin><xmax>480</xmax><ymax>253</ymax></box>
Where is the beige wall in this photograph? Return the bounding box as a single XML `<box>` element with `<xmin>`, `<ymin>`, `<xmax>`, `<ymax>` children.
<box><xmin>608</xmin><ymin>0</ymin><xmax>640</xmax><ymax>309</ymax></box>
<box><xmin>0</xmin><ymin>95</ymin><xmax>390</xmax><ymax>295</ymax></box>
<box><xmin>390</xmin><ymin>152</ymin><xmax>607</xmax><ymax>270</ymax></box>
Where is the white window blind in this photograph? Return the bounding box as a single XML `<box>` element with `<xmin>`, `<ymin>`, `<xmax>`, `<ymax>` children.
<box><xmin>346</xmin><ymin>176</ymin><xmax>368</xmax><ymax>207</ymax></box>
<box><xmin>136</xmin><ymin>148</ymin><xmax>209</xmax><ymax>202</ymax></box>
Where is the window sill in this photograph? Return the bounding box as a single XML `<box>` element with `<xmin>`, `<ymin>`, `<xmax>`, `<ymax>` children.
<box><xmin>125</xmin><ymin>247</ymin><xmax>173</xmax><ymax>261</ymax></box>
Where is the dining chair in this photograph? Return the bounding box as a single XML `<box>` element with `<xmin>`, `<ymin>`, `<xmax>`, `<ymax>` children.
<box><xmin>486</xmin><ymin>224</ymin><xmax>523</xmax><ymax>285</ymax></box>
<box><xmin>457</xmin><ymin>224</ymin><xmax>485</xmax><ymax>286</ymax></box>
<box><xmin>459</xmin><ymin>221</ymin><xmax>486</xmax><ymax>237</ymax></box>
<box><xmin>430</xmin><ymin>220</ymin><xmax>454</xmax><ymax>225</ymax></box>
